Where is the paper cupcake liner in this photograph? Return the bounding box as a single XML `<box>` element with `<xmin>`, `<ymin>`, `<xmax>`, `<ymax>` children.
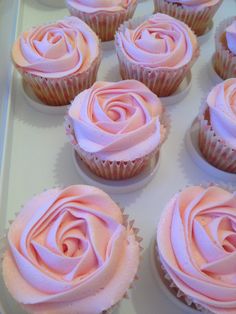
<box><xmin>213</xmin><ymin>16</ymin><xmax>236</xmax><ymax>80</ymax></box>
<box><xmin>115</xmin><ymin>16</ymin><xmax>200</xmax><ymax>97</ymax></box>
<box><xmin>16</xmin><ymin>51</ymin><xmax>101</xmax><ymax>107</ymax></box>
<box><xmin>153</xmin><ymin>0</ymin><xmax>223</xmax><ymax>36</ymax></box>
<box><xmin>198</xmin><ymin>106</ymin><xmax>236</xmax><ymax>173</ymax></box>
<box><xmin>66</xmin><ymin>1</ymin><xmax>137</xmax><ymax>41</ymax></box>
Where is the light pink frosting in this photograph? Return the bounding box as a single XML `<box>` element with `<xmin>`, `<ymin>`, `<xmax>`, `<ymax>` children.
<box><xmin>3</xmin><ymin>185</ymin><xmax>140</xmax><ymax>314</ymax></box>
<box><xmin>158</xmin><ymin>185</ymin><xmax>236</xmax><ymax>314</ymax></box>
<box><xmin>226</xmin><ymin>21</ymin><xmax>236</xmax><ymax>55</ymax></box>
<box><xmin>69</xmin><ymin>80</ymin><xmax>164</xmax><ymax>161</ymax></box>
<box><xmin>66</xmin><ymin>0</ymin><xmax>136</xmax><ymax>13</ymax></box>
<box><xmin>166</xmin><ymin>0</ymin><xmax>221</xmax><ymax>10</ymax></box>
<box><xmin>207</xmin><ymin>78</ymin><xmax>236</xmax><ymax>150</ymax></box>
<box><xmin>116</xmin><ymin>13</ymin><xmax>198</xmax><ymax>70</ymax></box>
<box><xmin>12</xmin><ymin>17</ymin><xmax>99</xmax><ymax>78</ymax></box>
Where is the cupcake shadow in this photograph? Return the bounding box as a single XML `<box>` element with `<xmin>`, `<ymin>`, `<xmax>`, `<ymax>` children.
<box><xmin>195</xmin><ymin>61</ymin><xmax>215</xmax><ymax>94</ymax></box>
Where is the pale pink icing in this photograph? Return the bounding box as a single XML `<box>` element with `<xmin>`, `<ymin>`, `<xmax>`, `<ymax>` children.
<box><xmin>157</xmin><ymin>185</ymin><xmax>236</xmax><ymax>314</ymax></box>
<box><xmin>66</xmin><ymin>0</ymin><xmax>136</xmax><ymax>13</ymax></box>
<box><xmin>116</xmin><ymin>13</ymin><xmax>198</xmax><ymax>70</ymax></box>
<box><xmin>226</xmin><ymin>21</ymin><xmax>236</xmax><ymax>55</ymax></box>
<box><xmin>12</xmin><ymin>16</ymin><xmax>99</xmax><ymax>78</ymax></box>
<box><xmin>207</xmin><ymin>78</ymin><xmax>236</xmax><ymax>150</ymax></box>
<box><xmin>68</xmin><ymin>80</ymin><xmax>164</xmax><ymax>161</ymax></box>
<box><xmin>3</xmin><ymin>185</ymin><xmax>140</xmax><ymax>314</ymax></box>
<box><xmin>166</xmin><ymin>0</ymin><xmax>220</xmax><ymax>10</ymax></box>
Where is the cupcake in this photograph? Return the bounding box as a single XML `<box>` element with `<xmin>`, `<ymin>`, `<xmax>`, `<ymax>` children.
<box><xmin>12</xmin><ymin>16</ymin><xmax>101</xmax><ymax>106</ymax></box>
<box><xmin>156</xmin><ymin>185</ymin><xmax>236</xmax><ymax>314</ymax></box>
<box><xmin>65</xmin><ymin>80</ymin><xmax>167</xmax><ymax>180</ymax></box>
<box><xmin>2</xmin><ymin>185</ymin><xmax>141</xmax><ymax>314</ymax></box>
<box><xmin>115</xmin><ymin>13</ymin><xmax>200</xmax><ymax>97</ymax></box>
<box><xmin>153</xmin><ymin>0</ymin><xmax>223</xmax><ymax>36</ymax></box>
<box><xmin>213</xmin><ymin>17</ymin><xmax>236</xmax><ymax>80</ymax></box>
<box><xmin>198</xmin><ymin>78</ymin><xmax>236</xmax><ymax>173</ymax></box>
<box><xmin>65</xmin><ymin>0</ymin><xmax>137</xmax><ymax>41</ymax></box>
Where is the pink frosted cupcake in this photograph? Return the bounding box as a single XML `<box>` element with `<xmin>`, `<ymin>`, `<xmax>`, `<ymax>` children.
<box><xmin>153</xmin><ymin>0</ymin><xmax>223</xmax><ymax>36</ymax></box>
<box><xmin>65</xmin><ymin>80</ymin><xmax>167</xmax><ymax>180</ymax></box>
<box><xmin>198</xmin><ymin>78</ymin><xmax>236</xmax><ymax>173</ymax></box>
<box><xmin>213</xmin><ymin>17</ymin><xmax>236</xmax><ymax>80</ymax></box>
<box><xmin>156</xmin><ymin>185</ymin><xmax>236</xmax><ymax>314</ymax></box>
<box><xmin>2</xmin><ymin>185</ymin><xmax>141</xmax><ymax>314</ymax></box>
<box><xmin>12</xmin><ymin>16</ymin><xmax>101</xmax><ymax>106</ymax></box>
<box><xmin>66</xmin><ymin>0</ymin><xmax>137</xmax><ymax>41</ymax></box>
<box><xmin>115</xmin><ymin>13</ymin><xmax>199</xmax><ymax>97</ymax></box>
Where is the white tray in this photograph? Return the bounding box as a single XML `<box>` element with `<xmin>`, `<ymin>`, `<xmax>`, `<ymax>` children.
<box><xmin>0</xmin><ymin>1</ymin><xmax>235</xmax><ymax>313</ymax></box>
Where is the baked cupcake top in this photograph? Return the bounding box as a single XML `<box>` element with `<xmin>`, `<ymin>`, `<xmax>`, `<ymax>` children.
<box><xmin>68</xmin><ymin>80</ymin><xmax>165</xmax><ymax>161</ymax></box>
<box><xmin>226</xmin><ymin>20</ymin><xmax>236</xmax><ymax>55</ymax></box>
<box><xmin>115</xmin><ymin>13</ymin><xmax>199</xmax><ymax>70</ymax></box>
<box><xmin>66</xmin><ymin>0</ymin><xmax>136</xmax><ymax>13</ymax></box>
<box><xmin>165</xmin><ymin>0</ymin><xmax>221</xmax><ymax>10</ymax></box>
<box><xmin>3</xmin><ymin>185</ymin><xmax>140</xmax><ymax>314</ymax></box>
<box><xmin>206</xmin><ymin>78</ymin><xmax>236</xmax><ymax>150</ymax></box>
<box><xmin>157</xmin><ymin>185</ymin><xmax>236</xmax><ymax>314</ymax></box>
<box><xmin>12</xmin><ymin>16</ymin><xmax>100</xmax><ymax>78</ymax></box>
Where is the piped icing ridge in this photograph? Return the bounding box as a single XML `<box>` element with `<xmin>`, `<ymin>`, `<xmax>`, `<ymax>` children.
<box><xmin>165</xmin><ymin>0</ymin><xmax>221</xmax><ymax>10</ymax></box>
<box><xmin>116</xmin><ymin>13</ymin><xmax>198</xmax><ymax>70</ymax></box>
<box><xmin>3</xmin><ymin>185</ymin><xmax>140</xmax><ymax>314</ymax></box>
<box><xmin>207</xmin><ymin>78</ymin><xmax>236</xmax><ymax>150</ymax></box>
<box><xmin>12</xmin><ymin>16</ymin><xmax>100</xmax><ymax>78</ymax></box>
<box><xmin>157</xmin><ymin>185</ymin><xmax>236</xmax><ymax>314</ymax></box>
<box><xmin>68</xmin><ymin>80</ymin><xmax>164</xmax><ymax>161</ymax></box>
<box><xmin>66</xmin><ymin>0</ymin><xmax>136</xmax><ymax>13</ymax></box>
<box><xmin>226</xmin><ymin>20</ymin><xmax>236</xmax><ymax>55</ymax></box>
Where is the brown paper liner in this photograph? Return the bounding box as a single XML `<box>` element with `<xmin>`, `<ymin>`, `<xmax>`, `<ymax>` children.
<box><xmin>198</xmin><ymin>105</ymin><xmax>236</xmax><ymax>173</ymax></box>
<box><xmin>213</xmin><ymin>16</ymin><xmax>236</xmax><ymax>80</ymax></box>
<box><xmin>115</xmin><ymin>16</ymin><xmax>200</xmax><ymax>97</ymax></box>
<box><xmin>153</xmin><ymin>0</ymin><xmax>223</xmax><ymax>36</ymax></box>
<box><xmin>16</xmin><ymin>51</ymin><xmax>101</xmax><ymax>107</ymax></box>
<box><xmin>66</xmin><ymin>1</ymin><xmax>137</xmax><ymax>41</ymax></box>
<box><xmin>65</xmin><ymin>111</ymin><xmax>168</xmax><ymax>180</ymax></box>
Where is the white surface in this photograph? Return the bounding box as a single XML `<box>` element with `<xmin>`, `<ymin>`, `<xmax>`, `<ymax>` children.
<box><xmin>0</xmin><ymin>1</ymin><xmax>236</xmax><ymax>314</ymax></box>
<box><xmin>208</xmin><ymin>54</ymin><xmax>224</xmax><ymax>85</ymax></box>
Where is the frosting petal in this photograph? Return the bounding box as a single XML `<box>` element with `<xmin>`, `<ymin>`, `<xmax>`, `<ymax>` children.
<box><xmin>226</xmin><ymin>21</ymin><xmax>236</xmax><ymax>55</ymax></box>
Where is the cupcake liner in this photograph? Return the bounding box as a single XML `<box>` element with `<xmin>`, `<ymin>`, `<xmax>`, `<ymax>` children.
<box><xmin>115</xmin><ymin>16</ymin><xmax>200</xmax><ymax>97</ymax></box>
<box><xmin>66</xmin><ymin>2</ymin><xmax>137</xmax><ymax>42</ymax></box>
<box><xmin>65</xmin><ymin>111</ymin><xmax>169</xmax><ymax>180</ymax></box>
<box><xmin>15</xmin><ymin>49</ymin><xmax>101</xmax><ymax>107</ymax></box>
<box><xmin>213</xmin><ymin>17</ymin><xmax>236</xmax><ymax>80</ymax></box>
<box><xmin>198</xmin><ymin>104</ymin><xmax>236</xmax><ymax>173</ymax></box>
<box><xmin>153</xmin><ymin>0</ymin><xmax>223</xmax><ymax>36</ymax></box>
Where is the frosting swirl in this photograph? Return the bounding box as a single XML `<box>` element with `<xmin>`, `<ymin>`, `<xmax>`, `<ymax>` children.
<box><xmin>207</xmin><ymin>78</ymin><xmax>236</xmax><ymax>150</ymax></box>
<box><xmin>226</xmin><ymin>21</ymin><xmax>236</xmax><ymax>55</ymax></box>
<box><xmin>12</xmin><ymin>16</ymin><xmax>100</xmax><ymax>78</ymax></box>
<box><xmin>66</xmin><ymin>0</ymin><xmax>136</xmax><ymax>13</ymax></box>
<box><xmin>166</xmin><ymin>0</ymin><xmax>221</xmax><ymax>10</ymax></box>
<box><xmin>3</xmin><ymin>185</ymin><xmax>140</xmax><ymax>314</ymax></box>
<box><xmin>116</xmin><ymin>13</ymin><xmax>198</xmax><ymax>69</ymax></box>
<box><xmin>68</xmin><ymin>80</ymin><xmax>164</xmax><ymax>161</ymax></box>
<box><xmin>158</xmin><ymin>185</ymin><xmax>236</xmax><ymax>314</ymax></box>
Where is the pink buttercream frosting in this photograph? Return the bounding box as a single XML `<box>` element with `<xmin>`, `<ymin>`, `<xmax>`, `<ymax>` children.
<box><xmin>226</xmin><ymin>21</ymin><xmax>236</xmax><ymax>55</ymax></box>
<box><xmin>166</xmin><ymin>0</ymin><xmax>221</xmax><ymax>10</ymax></box>
<box><xmin>12</xmin><ymin>16</ymin><xmax>100</xmax><ymax>78</ymax></box>
<box><xmin>116</xmin><ymin>13</ymin><xmax>198</xmax><ymax>70</ymax></box>
<box><xmin>68</xmin><ymin>80</ymin><xmax>164</xmax><ymax>161</ymax></box>
<box><xmin>3</xmin><ymin>185</ymin><xmax>140</xmax><ymax>314</ymax></box>
<box><xmin>207</xmin><ymin>78</ymin><xmax>236</xmax><ymax>150</ymax></box>
<box><xmin>157</xmin><ymin>185</ymin><xmax>236</xmax><ymax>314</ymax></box>
<box><xmin>66</xmin><ymin>0</ymin><xmax>136</xmax><ymax>13</ymax></box>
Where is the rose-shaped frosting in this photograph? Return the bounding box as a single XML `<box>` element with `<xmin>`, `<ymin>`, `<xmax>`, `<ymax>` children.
<box><xmin>116</xmin><ymin>13</ymin><xmax>198</xmax><ymax>69</ymax></box>
<box><xmin>166</xmin><ymin>0</ymin><xmax>221</xmax><ymax>10</ymax></box>
<box><xmin>12</xmin><ymin>16</ymin><xmax>100</xmax><ymax>78</ymax></box>
<box><xmin>157</xmin><ymin>185</ymin><xmax>236</xmax><ymax>314</ymax></box>
<box><xmin>226</xmin><ymin>21</ymin><xmax>236</xmax><ymax>55</ymax></box>
<box><xmin>68</xmin><ymin>80</ymin><xmax>164</xmax><ymax>161</ymax></box>
<box><xmin>207</xmin><ymin>78</ymin><xmax>236</xmax><ymax>150</ymax></box>
<box><xmin>66</xmin><ymin>0</ymin><xmax>136</xmax><ymax>13</ymax></box>
<box><xmin>3</xmin><ymin>185</ymin><xmax>140</xmax><ymax>314</ymax></box>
